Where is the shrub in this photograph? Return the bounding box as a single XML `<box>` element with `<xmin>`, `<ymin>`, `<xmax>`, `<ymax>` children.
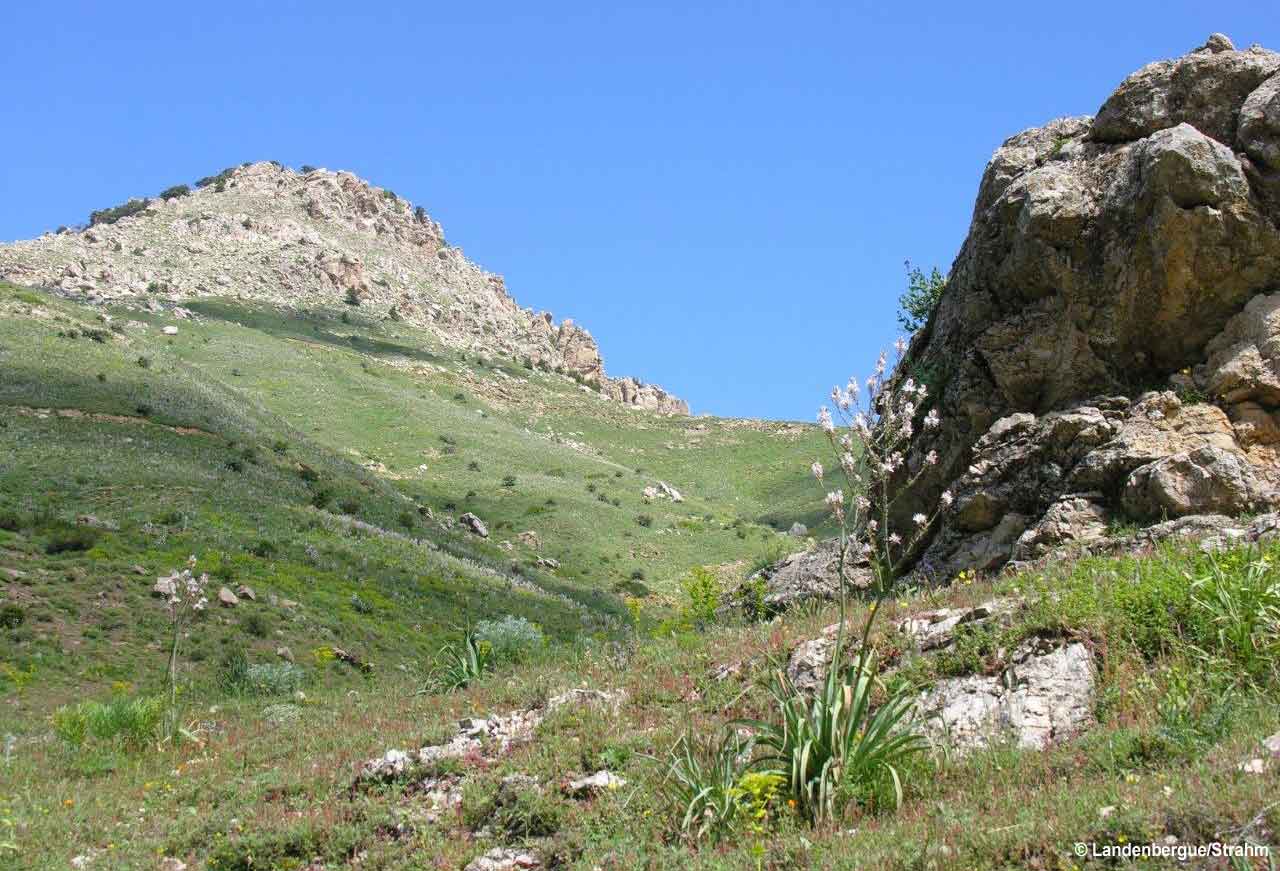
<box><xmin>310</xmin><ymin>489</ymin><xmax>333</xmax><ymax>509</ymax></box>
<box><xmin>474</xmin><ymin>615</ymin><xmax>545</xmax><ymax>664</ymax></box>
<box><xmin>350</xmin><ymin>593</ymin><xmax>373</xmax><ymax>614</ymax></box>
<box><xmin>467</xmin><ymin>461</ymin><xmax>480</xmax><ymax>472</ymax></box>
<box><xmin>897</xmin><ymin>261</ymin><xmax>947</xmax><ymax>333</ymax></box>
<box><xmin>44</xmin><ymin>526</ymin><xmax>98</xmax><ymax>555</ymax></box>
<box><xmin>250</xmin><ymin>539</ymin><xmax>277</xmax><ymax>558</ymax></box>
<box><xmin>271</xmin><ymin>440</ymin><xmax>289</xmax><ymax>455</ymax></box>
<box><xmin>635</xmin><ymin>514</ymin><xmax>653</xmax><ymax>528</ymax></box>
<box><xmin>338</xmin><ymin>498</ymin><xmax>361</xmax><ymax>516</ymax></box>
<box><xmin>89</xmin><ymin>198</ymin><xmax>148</xmax><ymax>226</ymax></box>
<box><xmin>0</xmin><ymin>604</ymin><xmax>25</xmax><ymax>629</ymax></box>
<box><xmin>241</xmin><ymin>612</ymin><xmax>271</xmax><ymax>638</ymax></box>
<box><xmin>52</xmin><ymin>694</ymin><xmax>165</xmax><ymax>750</ymax></box>
<box><xmin>136</xmin><ymin>355</ymin><xmax>151</xmax><ymax>369</ymax></box>
<box><xmin>678</xmin><ymin>567</ymin><xmax>721</xmax><ymax>630</ymax></box>
<box><xmin>501</xmin><ymin>474</ymin><xmax>517</xmax><ymax>488</ymax></box>
<box><xmin>300</xmin><ymin>164</ymin><xmax>318</xmax><ymax>173</ymax></box>
<box><xmin>195</xmin><ymin>167</ymin><xmax>236</xmax><ymax>189</ymax></box>
<box><xmin>158</xmin><ymin>184</ymin><xmax>190</xmax><ymax>200</ymax></box>
<box><xmin>0</xmin><ymin>511</ymin><xmax>19</xmax><ymax>532</ymax></box>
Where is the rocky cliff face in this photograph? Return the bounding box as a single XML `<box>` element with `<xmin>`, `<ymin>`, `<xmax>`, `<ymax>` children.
<box><xmin>0</xmin><ymin>162</ymin><xmax>688</xmax><ymax>415</ymax></box>
<box><xmin>892</xmin><ymin>34</ymin><xmax>1280</xmax><ymax>578</ymax></box>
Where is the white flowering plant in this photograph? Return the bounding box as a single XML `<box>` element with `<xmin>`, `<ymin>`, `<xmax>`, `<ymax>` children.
<box><xmin>736</xmin><ymin>340</ymin><xmax>937</xmax><ymax>824</ymax></box>
<box><xmin>813</xmin><ymin>337</ymin><xmax>949</xmax><ymax>618</ymax></box>
<box><xmin>158</xmin><ymin>556</ymin><xmax>209</xmax><ymax>739</ymax></box>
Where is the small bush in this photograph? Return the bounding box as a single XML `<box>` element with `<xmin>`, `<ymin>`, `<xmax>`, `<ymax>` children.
<box><xmin>158</xmin><ymin>184</ymin><xmax>190</xmax><ymax>200</ymax></box>
<box><xmin>897</xmin><ymin>260</ymin><xmax>947</xmax><ymax>333</ymax></box>
<box><xmin>350</xmin><ymin>593</ymin><xmax>374</xmax><ymax>615</ymax></box>
<box><xmin>338</xmin><ymin>498</ymin><xmax>361</xmax><ymax>516</ymax></box>
<box><xmin>241</xmin><ymin>612</ymin><xmax>272</xmax><ymax>638</ymax></box>
<box><xmin>45</xmin><ymin>526</ymin><xmax>99</xmax><ymax>555</ymax></box>
<box><xmin>311</xmin><ymin>489</ymin><xmax>334</xmax><ymax>509</ymax></box>
<box><xmin>136</xmin><ymin>355</ymin><xmax>151</xmax><ymax>369</ymax></box>
<box><xmin>635</xmin><ymin>514</ymin><xmax>653</xmax><ymax>528</ymax></box>
<box><xmin>89</xmin><ymin>198</ymin><xmax>148</xmax><ymax>226</ymax></box>
<box><xmin>474</xmin><ymin>615</ymin><xmax>545</xmax><ymax>664</ymax></box>
<box><xmin>0</xmin><ymin>511</ymin><xmax>20</xmax><ymax>532</ymax></box>
<box><xmin>0</xmin><ymin>604</ymin><xmax>25</xmax><ymax>629</ymax></box>
<box><xmin>678</xmin><ymin>567</ymin><xmax>721</xmax><ymax>631</ymax></box>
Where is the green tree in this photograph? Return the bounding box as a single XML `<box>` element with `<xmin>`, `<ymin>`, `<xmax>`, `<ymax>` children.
<box><xmin>897</xmin><ymin>260</ymin><xmax>947</xmax><ymax>333</ymax></box>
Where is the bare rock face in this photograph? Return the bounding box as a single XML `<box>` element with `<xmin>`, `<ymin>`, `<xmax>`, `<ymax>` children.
<box><xmin>915</xmin><ymin>640</ymin><xmax>1096</xmax><ymax>753</ymax></box>
<box><xmin>885</xmin><ymin>36</ymin><xmax>1280</xmax><ymax>578</ymax></box>
<box><xmin>0</xmin><ymin>162</ymin><xmax>684</xmax><ymax>414</ymax></box>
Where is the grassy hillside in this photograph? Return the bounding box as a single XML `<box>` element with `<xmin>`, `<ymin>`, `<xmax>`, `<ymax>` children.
<box><xmin>0</xmin><ymin>281</ymin><xmax>824</xmax><ymax>721</ymax></box>
<box><xmin>4</xmin><ymin>536</ymin><xmax>1279</xmax><ymax>869</ymax></box>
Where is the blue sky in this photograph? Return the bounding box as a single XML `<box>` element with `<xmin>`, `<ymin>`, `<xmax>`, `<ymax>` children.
<box><xmin>2</xmin><ymin>3</ymin><xmax>1276</xmax><ymax>420</ymax></box>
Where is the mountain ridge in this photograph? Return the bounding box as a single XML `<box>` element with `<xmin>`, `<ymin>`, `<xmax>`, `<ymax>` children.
<box><xmin>0</xmin><ymin>161</ymin><xmax>689</xmax><ymax>415</ymax></box>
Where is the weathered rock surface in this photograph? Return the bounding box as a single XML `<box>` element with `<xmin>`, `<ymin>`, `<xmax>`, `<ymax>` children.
<box><xmin>358</xmin><ymin>687</ymin><xmax>626</xmax><ymax>783</ymax></box>
<box><xmin>786</xmin><ymin>598</ymin><xmax>1095</xmax><ymax>754</ymax></box>
<box><xmin>0</xmin><ymin>161</ymin><xmax>685</xmax><ymax>414</ymax></box>
<box><xmin>738</xmin><ymin>539</ymin><xmax>874</xmax><ymax>613</ymax></box>
<box><xmin>459</xmin><ymin>512</ymin><xmax>489</xmax><ymax>538</ymax></box>
<box><xmin>915</xmin><ymin>640</ymin><xmax>1095</xmax><ymax>753</ymax></box>
<box><xmin>464</xmin><ymin>847</ymin><xmax>542</xmax><ymax>871</ymax></box>
<box><xmin>875</xmin><ymin>36</ymin><xmax>1280</xmax><ymax>578</ymax></box>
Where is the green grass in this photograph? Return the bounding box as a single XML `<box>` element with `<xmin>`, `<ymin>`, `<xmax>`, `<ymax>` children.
<box><xmin>2</xmin><ymin>540</ymin><xmax>1279</xmax><ymax>868</ymax></box>
<box><xmin>0</xmin><ymin>280</ymin><xmax>822</xmax><ymax>718</ymax></box>
<box><xmin>4</xmin><ymin>279</ymin><xmax>1278</xmax><ymax>868</ymax></box>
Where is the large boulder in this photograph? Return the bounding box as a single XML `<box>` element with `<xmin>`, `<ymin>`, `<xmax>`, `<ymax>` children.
<box><xmin>882</xmin><ymin>36</ymin><xmax>1280</xmax><ymax>578</ymax></box>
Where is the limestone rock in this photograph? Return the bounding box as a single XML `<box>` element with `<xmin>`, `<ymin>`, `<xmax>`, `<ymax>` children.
<box><xmin>565</xmin><ymin>770</ymin><xmax>626</xmax><ymax>797</ymax></box>
<box><xmin>739</xmin><ymin>539</ymin><xmax>873</xmax><ymax>612</ymax></box>
<box><xmin>459</xmin><ymin>512</ymin><xmax>488</xmax><ymax>538</ymax></box>
<box><xmin>788</xmin><ymin>522</ymin><xmax>808</xmax><ymax>538</ymax></box>
<box><xmin>915</xmin><ymin>640</ymin><xmax>1096</xmax><ymax>753</ymax></box>
<box><xmin>464</xmin><ymin>848</ymin><xmax>542</xmax><ymax>871</ymax></box>
<box><xmin>217</xmin><ymin>586</ymin><xmax>239</xmax><ymax>607</ymax></box>
<box><xmin>1121</xmin><ymin>445</ymin><xmax>1276</xmax><ymax>519</ymax></box>
<box><xmin>0</xmin><ymin>161</ymin><xmax>684</xmax><ymax>415</ymax></box>
<box><xmin>881</xmin><ymin>37</ymin><xmax>1280</xmax><ymax>577</ymax></box>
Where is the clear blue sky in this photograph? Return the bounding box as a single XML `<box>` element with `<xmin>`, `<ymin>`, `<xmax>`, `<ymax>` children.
<box><xmin>2</xmin><ymin>3</ymin><xmax>1276</xmax><ymax>419</ymax></box>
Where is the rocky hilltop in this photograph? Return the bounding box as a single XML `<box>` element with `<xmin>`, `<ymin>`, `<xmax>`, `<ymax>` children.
<box><xmin>0</xmin><ymin>161</ymin><xmax>688</xmax><ymax>415</ymax></box>
<box><xmin>889</xmin><ymin>34</ymin><xmax>1280</xmax><ymax>578</ymax></box>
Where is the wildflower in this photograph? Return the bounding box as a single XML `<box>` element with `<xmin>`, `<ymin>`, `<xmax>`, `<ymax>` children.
<box><xmin>888</xmin><ymin>532</ymin><xmax>902</xmax><ymax>545</ymax></box>
<box><xmin>924</xmin><ymin>408</ymin><xmax>940</xmax><ymax>428</ymax></box>
<box><xmin>824</xmin><ymin>490</ymin><xmax>844</xmax><ymax>511</ymax></box>
<box><xmin>817</xmin><ymin>407</ymin><xmax>834</xmax><ymax>433</ymax></box>
<box><xmin>902</xmin><ymin>378</ymin><xmax>916</xmax><ymax>394</ymax></box>
<box><xmin>940</xmin><ymin>489</ymin><xmax>954</xmax><ymax>507</ymax></box>
<box><xmin>894</xmin><ymin>337</ymin><xmax>908</xmax><ymax>355</ymax></box>
<box><xmin>811</xmin><ymin>461</ymin><xmax>824</xmax><ymax>481</ymax></box>
<box><xmin>925</xmin><ymin>450</ymin><xmax>938</xmax><ymax>465</ymax></box>
<box><xmin>912</xmin><ymin>513</ymin><xmax>927</xmax><ymax>526</ymax></box>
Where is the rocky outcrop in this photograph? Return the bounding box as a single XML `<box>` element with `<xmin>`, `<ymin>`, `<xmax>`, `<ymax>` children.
<box><xmin>0</xmin><ymin>162</ymin><xmax>684</xmax><ymax>414</ymax></box>
<box><xmin>883</xmin><ymin>35</ymin><xmax>1280</xmax><ymax>578</ymax></box>
<box><xmin>783</xmin><ymin>598</ymin><xmax>1096</xmax><ymax>754</ymax></box>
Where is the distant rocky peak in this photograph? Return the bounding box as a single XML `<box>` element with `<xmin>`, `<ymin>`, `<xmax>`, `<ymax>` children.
<box><xmin>0</xmin><ymin>160</ymin><xmax>687</xmax><ymax>415</ymax></box>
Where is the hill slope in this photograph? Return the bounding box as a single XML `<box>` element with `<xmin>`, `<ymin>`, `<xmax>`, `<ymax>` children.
<box><xmin>0</xmin><ymin>280</ymin><xmax>824</xmax><ymax>721</ymax></box>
